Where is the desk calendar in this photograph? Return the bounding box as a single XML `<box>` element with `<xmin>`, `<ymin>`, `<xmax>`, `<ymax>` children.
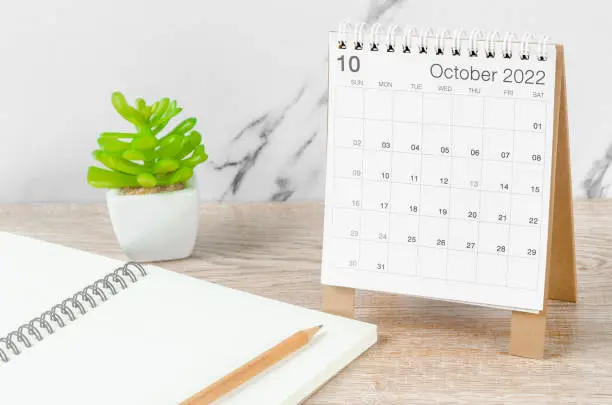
<box><xmin>321</xmin><ymin>23</ymin><xmax>577</xmax><ymax>358</ymax></box>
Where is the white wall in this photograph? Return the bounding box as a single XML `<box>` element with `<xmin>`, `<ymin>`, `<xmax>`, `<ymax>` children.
<box><xmin>0</xmin><ymin>0</ymin><xmax>609</xmax><ymax>202</ymax></box>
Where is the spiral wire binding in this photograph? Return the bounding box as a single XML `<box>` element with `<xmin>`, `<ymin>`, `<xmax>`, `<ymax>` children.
<box><xmin>336</xmin><ymin>21</ymin><xmax>552</xmax><ymax>61</ymax></box>
<box><xmin>0</xmin><ymin>262</ymin><xmax>148</xmax><ymax>365</ymax></box>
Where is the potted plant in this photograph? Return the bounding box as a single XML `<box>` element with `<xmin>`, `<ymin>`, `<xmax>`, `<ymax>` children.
<box><xmin>87</xmin><ymin>91</ymin><xmax>208</xmax><ymax>262</ymax></box>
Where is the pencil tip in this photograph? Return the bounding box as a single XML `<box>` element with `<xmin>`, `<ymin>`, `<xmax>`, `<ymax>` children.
<box><xmin>304</xmin><ymin>324</ymin><xmax>324</xmax><ymax>339</ymax></box>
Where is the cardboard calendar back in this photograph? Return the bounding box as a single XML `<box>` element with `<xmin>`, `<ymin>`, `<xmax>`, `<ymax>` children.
<box><xmin>321</xmin><ymin>25</ymin><xmax>563</xmax><ymax>314</ymax></box>
<box><xmin>509</xmin><ymin>43</ymin><xmax>577</xmax><ymax>358</ymax></box>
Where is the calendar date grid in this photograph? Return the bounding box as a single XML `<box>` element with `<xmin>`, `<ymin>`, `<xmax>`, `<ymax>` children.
<box><xmin>333</xmin><ymin>147</ymin><xmax>544</xmax><ymax>166</ymax></box>
<box><xmin>333</xmin><ymin>233</ymin><xmax>535</xmax><ymax>253</ymax></box>
<box><xmin>328</xmin><ymin>229</ymin><xmax>540</xmax><ymax>291</ymax></box>
<box><xmin>330</xmin><ymin>261</ymin><xmax>539</xmax><ymax>292</ymax></box>
<box><xmin>328</xmin><ymin>84</ymin><xmax>549</xmax><ymax>292</ymax></box>
<box><xmin>330</xmin><ymin>189</ymin><xmax>544</xmax><ymax>260</ymax></box>
<box><xmin>334</xmin><ymin>117</ymin><xmax>546</xmax><ymax>135</ymax></box>
<box><xmin>332</xmin><ymin>176</ymin><xmax>544</xmax><ymax>199</ymax></box>
<box><xmin>336</xmin><ymin>84</ymin><xmax>551</xmax><ymax>103</ymax></box>
<box><xmin>332</xmin><ymin>194</ymin><xmax>543</xmax><ymax>227</ymax></box>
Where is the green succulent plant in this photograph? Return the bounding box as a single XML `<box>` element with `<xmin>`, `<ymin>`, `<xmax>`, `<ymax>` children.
<box><xmin>87</xmin><ymin>91</ymin><xmax>208</xmax><ymax>190</ymax></box>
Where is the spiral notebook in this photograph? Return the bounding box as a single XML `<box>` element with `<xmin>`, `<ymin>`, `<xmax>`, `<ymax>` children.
<box><xmin>322</xmin><ymin>22</ymin><xmax>560</xmax><ymax>313</ymax></box>
<box><xmin>0</xmin><ymin>232</ymin><xmax>377</xmax><ymax>404</ymax></box>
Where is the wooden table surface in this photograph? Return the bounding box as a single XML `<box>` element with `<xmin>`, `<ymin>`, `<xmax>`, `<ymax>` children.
<box><xmin>1</xmin><ymin>200</ymin><xmax>611</xmax><ymax>404</ymax></box>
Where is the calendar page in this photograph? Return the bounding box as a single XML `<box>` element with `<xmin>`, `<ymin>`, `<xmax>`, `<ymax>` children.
<box><xmin>321</xmin><ymin>27</ymin><xmax>558</xmax><ymax>313</ymax></box>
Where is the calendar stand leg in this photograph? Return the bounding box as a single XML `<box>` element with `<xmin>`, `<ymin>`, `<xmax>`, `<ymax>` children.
<box><xmin>547</xmin><ymin>51</ymin><xmax>577</xmax><ymax>304</ymax></box>
<box><xmin>509</xmin><ymin>307</ymin><xmax>548</xmax><ymax>359</ymax></box>
<box><xmin>509</xmin><ymin>45</ymin><xmax>576</xmax><ymax>360</ymax></box>
<box><xmin>322</xmin><ymin>285</ymin><xmax>355</xmax><ymax>318</ymax></box>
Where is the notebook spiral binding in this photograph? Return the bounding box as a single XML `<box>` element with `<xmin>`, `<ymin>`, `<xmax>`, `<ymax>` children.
<box><xmin>0</xmin><ymin>262</ymin><xmax>147</xmax><ymax>365</ymax></box>
<box><xmin>337</xmin><ymin>21</ymin><xmax>551</xmax><ymax>61</ymax></box>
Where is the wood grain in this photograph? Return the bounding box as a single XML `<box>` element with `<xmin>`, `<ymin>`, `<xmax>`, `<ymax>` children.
<box><xmin>0</xmin><ymin>201</ymin><xmax>611</xmax><ymax>404</ymax></box>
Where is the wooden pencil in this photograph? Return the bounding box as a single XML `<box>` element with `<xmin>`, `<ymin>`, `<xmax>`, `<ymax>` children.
<box><xmin>180</xmin><ymin>325</ymin><xmax>323</xmax><ymax>405</ymax></box>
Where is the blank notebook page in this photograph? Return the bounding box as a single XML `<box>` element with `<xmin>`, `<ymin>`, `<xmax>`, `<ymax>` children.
<box><xmin>0</xmin><ymin>233</ymin><xmax>377</xmax><ymax>404</ymax></box>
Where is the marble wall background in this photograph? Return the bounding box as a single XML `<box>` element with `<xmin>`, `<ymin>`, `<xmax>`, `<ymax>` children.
<box><xmin>0</xmin><ymin>0</ymin><xmax>609</xmax><ymax>202</ymax></box>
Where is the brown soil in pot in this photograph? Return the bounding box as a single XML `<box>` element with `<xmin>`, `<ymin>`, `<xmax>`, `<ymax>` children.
<box><xmin>119</xmin><ymin>183</ymin><xmax>187</xmax><ymax>196</ymax></box>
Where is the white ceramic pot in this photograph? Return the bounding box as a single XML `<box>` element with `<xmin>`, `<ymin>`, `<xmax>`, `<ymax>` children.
<box><xmin>106</xmin><ymin>178</ymin><xmax>199</xmax><ymax>262</ymax></box>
